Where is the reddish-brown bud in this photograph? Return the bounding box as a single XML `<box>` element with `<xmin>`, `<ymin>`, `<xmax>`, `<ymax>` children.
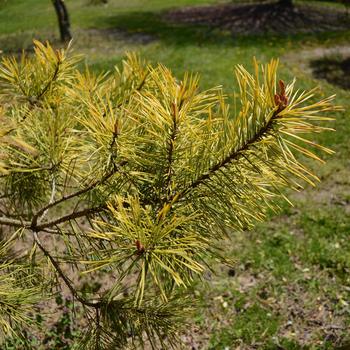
<box><xmin>135</xmin><ymin>240</ymin><xmax>145</xmax><ymax>255</ymax></box>
<box><xmin>279</xmin><ymin>80</ymin><xmax>286</xmax><ymax>95</ymax></box>
<box><xmin>274</xmin><ymin>79</ymin><xmax>288</xmax><ymax>114</ymax></box>
<box><xmin>274</xmin><ymin>94</ymin><xmax>281</xmax><ymax>106</ymax></box>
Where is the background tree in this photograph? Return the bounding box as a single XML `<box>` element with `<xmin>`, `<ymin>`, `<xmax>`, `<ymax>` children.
<box><xmin>342</xmin><ymin>0</ymin><xmax>350</xmax><ymax>15</ymax></box>
<box><xmin>52</xmin><ymin>0</ymin><xmax>72</xmax><ymax>42</ymax></box>
<box><xmin>0</xmin><ymin>41</ymin><xmax>338</xmax><ymax>348</ymax></box>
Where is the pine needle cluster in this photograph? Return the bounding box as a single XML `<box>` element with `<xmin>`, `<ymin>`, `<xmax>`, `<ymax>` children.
<box><xmin>0</xmin><ymin>41</ymin><xmax>339</xmax><ymax>348</ymax></box>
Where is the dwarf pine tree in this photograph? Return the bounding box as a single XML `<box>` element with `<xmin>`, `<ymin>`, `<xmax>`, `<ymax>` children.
<box><xmin>0</xmin><ymin>41</ymin><xmax>338</xmax><ymax>348</ymax></box>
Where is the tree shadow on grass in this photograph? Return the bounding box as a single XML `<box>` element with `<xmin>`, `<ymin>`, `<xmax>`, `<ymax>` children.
<box><xmin>94</xmin><ymin>8</ymin><xmax>350</xmax><ymax>51</ymax></box>
<box><xmin>97</xmin><ymin>11</ymin><xmax>234</xmax><ymax>47</ymax></box>
<box><xmin>311</xmin><ymin>55</ymin><xmax>350</xmax><ymax>90</ymax></box>
<box><xmin>166</xmin><ymin>2</ymin><xmax>350</xmax><ymax>36</ymax></box>
<box><xmin>1</xmin><ymin>5</ymin><xmax>350</xmax><ymax>57</ymax></box>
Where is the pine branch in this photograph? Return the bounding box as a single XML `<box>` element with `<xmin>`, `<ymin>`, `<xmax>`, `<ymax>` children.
<box><xmin>178</xmin><ymin>113</ymin><xmax>277</xmax><ymax>200</ymax></box>
<box><xmin>0</xmin><ymin>42</ymin><xmax>337</xmax><ymax>348</ymax></box>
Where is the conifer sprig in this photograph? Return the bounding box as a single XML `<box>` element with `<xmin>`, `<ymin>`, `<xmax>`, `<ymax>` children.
<box><xmin>0</xmin><ymin>42</ymin><xmax>339</xmax><ymax>348</ymax></box>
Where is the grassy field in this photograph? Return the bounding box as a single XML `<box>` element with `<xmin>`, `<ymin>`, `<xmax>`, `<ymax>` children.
<box><xmin>1</xmin><ymin>0</ymin><xmax>350</xmax><ymax>349</ymax></box>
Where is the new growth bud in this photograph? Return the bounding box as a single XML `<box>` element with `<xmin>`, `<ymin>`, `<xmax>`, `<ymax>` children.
<box><xmin>274</xmin><ymin>79</ymin><xmax>288</xmax><ymax>114</ymax></box>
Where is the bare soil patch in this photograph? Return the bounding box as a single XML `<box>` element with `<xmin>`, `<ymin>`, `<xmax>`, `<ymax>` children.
<box><xmin>165</xmin><ymin>2</ymin><xmax>350</xmax><ymax>36</ymax></box>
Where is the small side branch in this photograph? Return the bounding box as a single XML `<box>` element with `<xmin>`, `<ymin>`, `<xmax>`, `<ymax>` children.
<box><xmin>36</xmin><ymin>59</ymin><xmax>61</xmax><ymax>101</ymax></box>
<box><xmin>164</xmin><ymin>102</ymin><xmax>179</xmax><ymax>201</ymax></box>
<box><xmin>20</xmin><ymin>55</ymin><xmax>62</xmax><ymax>121</ymax></box>
<box><xmin>102</xmin><ymin>70</ymin><xmax>150</xmax><ymax>118</ymax></box>
<box><xmin>34</xmin><ymin>205</ymin><xmax>107</xmax><ymax>231</ymax></box>
<box><xmin>33</xmin><ymin>231</ymin><xmax>100</xmax><ymax>308</ymax></box>
<box><xmin>0</xmin><ymin>217</ymin><xmax>31</xmax><ymax>228</ymax></box>
<box><xmin>0</xmin><ymin>216</ymin><xmax>100</xmax><ymax>237</ymax></box>
<box><xmin>31</xmin><ymin>167</ymin><xmax>124</xmax><ymax>229</ymax></box>
<box><xmin>39</xmin><ymin>176</ymin><xmax>57</xmax><ymax>224</ymax></box>
<box><xmin>176</xmin><ymin>115</ymin><xmax>278</xmax><ymax>201</ymax></box>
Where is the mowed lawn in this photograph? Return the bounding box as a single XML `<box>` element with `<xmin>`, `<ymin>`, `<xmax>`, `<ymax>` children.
<box><xmin>1</xmin><ymin>1</ymin><xmax>350</xmax><ymax>349</ymax></box>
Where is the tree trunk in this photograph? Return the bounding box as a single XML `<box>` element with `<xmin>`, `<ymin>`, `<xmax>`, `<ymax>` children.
<box><xmin>52</xmin><ymin>0</ymin><xmax>72</xmax><ymax>42</ymax></box>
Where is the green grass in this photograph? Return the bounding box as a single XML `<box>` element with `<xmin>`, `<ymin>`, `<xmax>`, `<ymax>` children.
<box><xmin>1</xmin><ymin>0</ymin><xmax>350</xmax><ymax>348</ymax></box>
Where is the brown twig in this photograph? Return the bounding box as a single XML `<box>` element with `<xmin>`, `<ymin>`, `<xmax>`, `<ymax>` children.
<box><xmin>31</xmin><ymin>166</ymin><xmax>125</xmax><ymax>229</ymax></box>
<box><xmin>34</xmin><ymin>205</ymin><xmax>107</xmax><ymax>231</ymax></box>
<box><xmin>33</xmin><ymin>231</ymin><xmax>101</xmax><ymax>308</ymax></box>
